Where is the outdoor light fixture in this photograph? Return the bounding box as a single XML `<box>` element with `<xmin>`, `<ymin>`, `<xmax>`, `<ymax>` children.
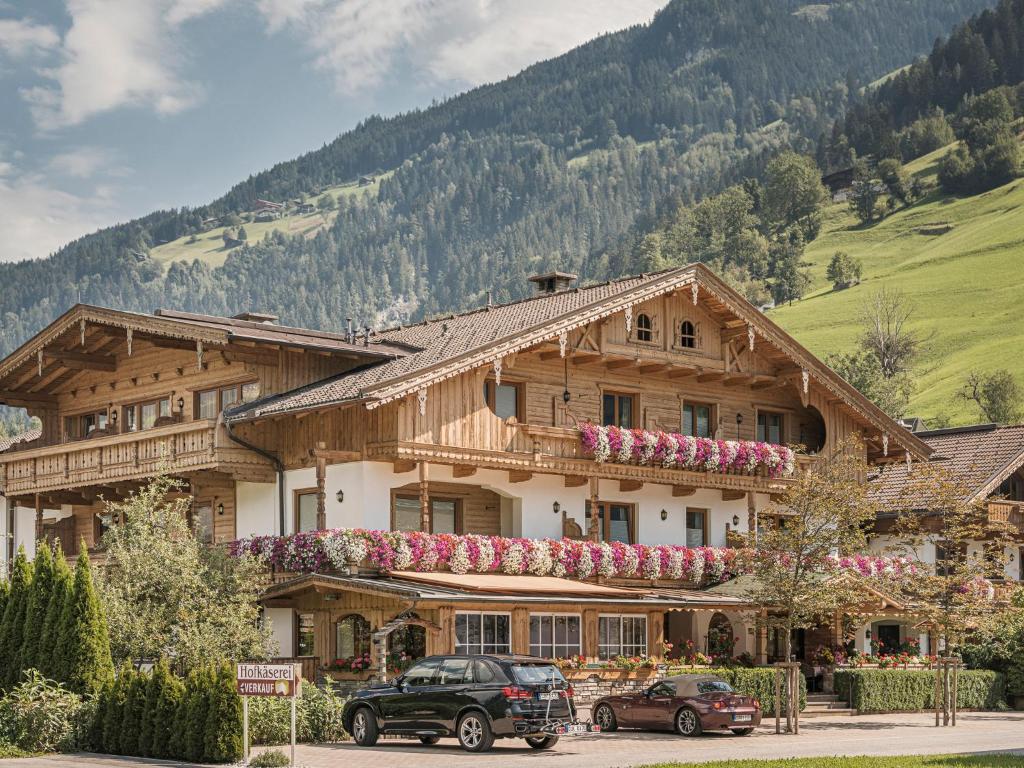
<box><xmin>660</xmin><ymin>509</ymin><xmax>668</xmax><ymax>521</ymax></box>
<box><xmin>553</xmin><ymin>501</ymin><xmax>561</xmax><ymax>515</ymax></box>
<box><xmin>110</xmin><ymin>409</ymin><xmax>118</xmax><ymax>424</ymax></box>
<box><xmin>336</xmin><ymin>490</ymin><xmax>345</xmax><ymax>503</ymax></box>
<box><xmin>735</xmin><ymin>413</ymin><xmax>743</xmax><ymax>424</ymax></box>
<box><xmin>732</xmin><ymin>515</ymin><xmax>741</xmax><ymax>527</ymax></box>
<box><xmin>176</xmin><ymin>396</ymin><xmax>185</xmax><ymax>413</ymax></box>
<box><xmin>217</xmin><ymin>502</ymin><xmax>225</xmax><ymax>516</ymax></box>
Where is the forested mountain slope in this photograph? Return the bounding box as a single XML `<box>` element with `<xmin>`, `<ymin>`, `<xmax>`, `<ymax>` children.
<box><xmin>0</xmin><ymin>0</ymin><xmax>992</xmax><ymax>358</ymax></box>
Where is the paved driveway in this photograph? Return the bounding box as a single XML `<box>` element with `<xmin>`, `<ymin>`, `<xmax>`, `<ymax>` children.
<box><xmin>4</xmin><ymin>712</ymin><xmax>1024</xmax><ymax>768</ymax></box>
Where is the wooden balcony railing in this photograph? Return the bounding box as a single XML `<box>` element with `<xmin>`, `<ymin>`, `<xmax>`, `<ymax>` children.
<box><xmin>988</xmin><ymin>500</ymin><xmax>1024</xmax><ymax>537</ymax></box>
<box><xmin>0</xmin><ymin>419</ymin><xmax>220</xmax><ymax>496</ymax></box>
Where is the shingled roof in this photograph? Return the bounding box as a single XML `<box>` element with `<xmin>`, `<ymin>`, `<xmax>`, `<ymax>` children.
<box><xmin>869</xmin><ymin>423</ymin><xmax>1024</xmax><ymax>510</ymax></box>
<box><xmin>0</xmin><ymin>428</ymin><xmax>42</xmax><ymax>454</ymax></box>
<box><xmin>223</xmin><ymin>263</ymin><xmax>932</xmax><ymax>462</ymax></box>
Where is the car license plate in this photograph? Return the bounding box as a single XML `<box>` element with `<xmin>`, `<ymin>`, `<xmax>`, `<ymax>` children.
<box><xmin>556</xmin><ymin>723</ymin><xmax>590</xmax><ymax>735</ymax></box>
<box><xmin>733</xmin><ymin>714</ymin><xmax>752</xmax><ymax>722</ymax></box>
<box><xmin>537</xmin><ymin>691</ymin><xmax>560</xmax><ymax>701</ymax></box>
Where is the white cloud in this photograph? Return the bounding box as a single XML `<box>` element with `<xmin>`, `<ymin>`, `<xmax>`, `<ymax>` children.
<box><xmin>0</xmin><ymin>164</ymin><xmax>120</xmax><ymax>262</ymax></box>
<box><xmin>0</xmin><ymin>18</ymin><xmax>59</xmax><ymax>58</ymax></box>
<box><xmin>47</xmin><ymin>146</ymin><xmax>114</xmax><ymax>178</ymax></box>
<box><xmin>256</xmin><ymin>0</ymin><xmax>663</xmax><ymax>92</ymax></box>
<box><xmin>19</xmin><ymin>0</ymin><xmax>229</xmax><ymax>131</ymax></box>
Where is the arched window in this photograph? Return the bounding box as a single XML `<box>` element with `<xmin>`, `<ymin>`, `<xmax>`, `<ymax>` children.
<box><xmin>336</xmin><ymin>614</ymin><xmax>371</xmax><ymax>659</ymax></box>
<box><xmin>679</xmin><ymin>320</ymin><xmax>696</xmax><ymax>349</ymax></box>
<box><xmin>390</xmin><ymin>624</ymin><xmax>427</xmax><ymax>659</ymax></box>
<box><xmin>636</xmin><ymin>313</ymin><xmax>653</xmax><ymax>342</ymax></box>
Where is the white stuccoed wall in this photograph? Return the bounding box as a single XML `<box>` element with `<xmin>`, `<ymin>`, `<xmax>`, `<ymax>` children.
<box><xmin>228</xmin><ymin>460</ymin><xmax>773</xmax><ymax>545</ymax></box>
<box><xmin>263</xmin><ymin>606</ymin><xmax>295</xmax><ymax>657</ymax></box>
<box><xmin>870</xmin><ymin>534</ymin><xmax>1021</xmax><ymax>580</ymax></box>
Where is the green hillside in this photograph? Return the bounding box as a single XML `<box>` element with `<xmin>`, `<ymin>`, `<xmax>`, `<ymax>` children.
<box><xmin>768</xmin><ymin>144</ymin><xmax>1024</xmax><ymax>425</ymax></box>
<box><xmin>150</xmin><ymin>174</ymin><xmax>390</xmax><ymax>267</ymax></box>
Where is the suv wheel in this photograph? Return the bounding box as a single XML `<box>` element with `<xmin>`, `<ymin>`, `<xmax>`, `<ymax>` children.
<box><xmin>351</xmin><ymin>707</ymin><xmax>379</xmax><ymax>746</ymax></box>
<box><xmin>457</xmin><ymin>712</ymin><xmax>494</xmax><ymax>752</ymax></box>
<box><xmin>525</xmin><ymin>735</ymin><xmax>559</xmax><ymax>750</ymax></box>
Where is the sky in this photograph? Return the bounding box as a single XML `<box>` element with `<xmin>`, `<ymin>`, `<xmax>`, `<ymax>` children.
<box><xmin>0</xmin><ymin>0</ymin><xmax>664</xmax><ymax>264</ymax></box>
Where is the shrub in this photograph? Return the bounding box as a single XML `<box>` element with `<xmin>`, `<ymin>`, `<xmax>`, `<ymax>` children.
<box><xmin>118</xmin><ymin>670</ymin><xmax>149</xmax><ymax>756</ymax></box>
<box><xmin>834</xmin><ymin>668</ymin><xmax>1005</xmax><ymax>713</ymax></box>
<box><xmin>38</xmin><ymin>549</ymin><xmax>72</xmax><ymax>682</ymax></box>
<box><xmin>249</xmin><ymin>684</ymin><xmax>349</xmax><ymax>745</ymax></box>
<box><xmin>58</xmin><ymin>550</ymin><xmax>114</xmax><ymax>696</ymax></box>
<box><xmin>16</xmin><ymin>543</ymin><xmax>54</xmax><ymax>677</ymax></box>
<box><xmin>0</xmin><ymin>548</ymin><xmax>31</xmax><ymax>689</ymax></box>
<box><xmin>101</xmin><ymin>665</ymin><xmax>132</xmax><ymax>754</ymax></box>
<box><xmin>204</xmin><ymin>663</ymin><xmax>243</xmax><ymax>763</ymax></box>
<box><xmin>0</xmin><ymin>670</ymin><xmax>88</xmax><ymax>753</ymax></box>
<box><xmin>183</xmin><ymin>667</ymin><xmax>214</xmax><ymax>763</ymax></box>
<box><xmin>151</xmin><ymin>665</ymin><xmax>184</xmax><ymax>759</ymax></box>
<box><xmin>666</xmin><ymin>667</ymin><xmax>806</xmax><ymax>715</ymax></box>
<box><xmin>251</xmin><ymin>749</ymin><xmax>291</xmax><ymax>767</ymax></box>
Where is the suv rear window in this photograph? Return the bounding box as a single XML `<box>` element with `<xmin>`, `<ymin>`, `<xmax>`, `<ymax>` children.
<box><xmin>511</xmin><ymin>664</ymin><xmax>566</xmax><ymax>685</ymax></box>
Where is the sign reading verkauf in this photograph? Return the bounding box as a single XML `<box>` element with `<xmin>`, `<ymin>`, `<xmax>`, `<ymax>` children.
<box><xmin>236</xmin><ymin>663</ymin><xmax>298</xmax><ymax>697</ymax></box>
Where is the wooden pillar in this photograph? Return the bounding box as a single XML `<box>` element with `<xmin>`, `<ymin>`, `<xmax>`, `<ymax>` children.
<box><xmin>582</xmin><ymin>609</ymin><xmax>599</xmax><ymax>660</ymax></box>
<box><xmin>418</xmin><ymin>462</ymin><xmax>430</xmax><ymax>532</ymax></box>
<box><xmin>588</xmin><ymin>477</ymin><xmax>600</xmax><ymax>542</ymax></box>
<box><xmin>34</xmin><ymin>493</ymin><xmax>43</xmax><ymax>543</ymax></box>
<box><xmin>511</xmin><ymin>607</ymin><xmax>530</xmax><ymax>655</ymax></box>
<box><xmin>647</xmin><ymin>610</ymin><xmax>665</xmax><ymax>659</ymax></box>
<box><xmin>746</xmin><ymin>491</ymin><xmax>756</xmax><ymax>534</ymax></box>
<box><xmin>315</xmin><ymin>444</ymin><xmax>327</xmax><ymax>531</ymax></box>
<box><xmin>756</xmin><ymin>609</ymin><xmax>768</xmax><ymax>665</ymax></box>
<box><xmin>433</xmin><ymin>606</ymin><xmax>455</xmax><ymax>655</ymax></box>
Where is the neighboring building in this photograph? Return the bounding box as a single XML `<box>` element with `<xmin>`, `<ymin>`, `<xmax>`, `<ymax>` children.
<box><xmin>897</xmin><ymin>416</ymin><xmax>928</xmax><ymax>433</ymax></box>
<box><xmin>1</xmin><ymin>264</ymin><xmax>931</xmax><ymax>671</ymax></box>
<box><xmin>866</xmin><ymin>423</ymin><xmax>1024</xmax><ymax>653</ymax></box>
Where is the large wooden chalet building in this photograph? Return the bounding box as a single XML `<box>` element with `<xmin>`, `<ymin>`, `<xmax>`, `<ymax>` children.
<box><xmin>1</xmin><ymin>264</ymin><xmax>977</xmax><ymax>675</ymax></box>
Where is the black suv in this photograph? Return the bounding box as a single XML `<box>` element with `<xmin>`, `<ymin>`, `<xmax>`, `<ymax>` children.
<box><xmin>342</xmin><ymin>654</ymin><xmax>596</xmax><ymax>752</ymax></box>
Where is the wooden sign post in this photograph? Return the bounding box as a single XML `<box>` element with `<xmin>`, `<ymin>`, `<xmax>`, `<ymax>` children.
<box><xmin>237</xmin><ymin>663</ymin><xmax>302</xmax><ymax>765</ymax></box>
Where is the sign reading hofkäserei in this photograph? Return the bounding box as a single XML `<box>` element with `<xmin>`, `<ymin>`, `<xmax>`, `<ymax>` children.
<box><xmin>236</xmin><ymin>663</ymin><xmax>299</xmax><ymax>697</ymax></box>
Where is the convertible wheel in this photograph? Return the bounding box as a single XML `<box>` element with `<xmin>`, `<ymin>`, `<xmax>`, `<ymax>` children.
<box><xmin>351</xmin><ymin>707</ymin><xmax>379</xmax><ymax>746</ymax></box>
<box><xmin>525</xmin><ymin>735</ymin><xmax>559</xmax><ymax>750</ymax></box>
<box><xmin>675</xmin><ymin>707</ymin><xmax>703</xmax><ymax>737</ymax></box>
<box><xmin>418</xmin><ymin>735</ymin><xmax>441</xmax><ymax>745</ymax></box>
<box><xmin>731</xmin><ymin>727</ymin><xmax>755</xmax><ymax>736</ymax></box>
<box><xmin>457</xmin><ymin>712</ymin><xmax>495</xmax><ymax>753</ymax></box>
<box><xmin>593</xmin><ymin>704</ymin><xmax>618</xmax><ymax>732</ymax></box>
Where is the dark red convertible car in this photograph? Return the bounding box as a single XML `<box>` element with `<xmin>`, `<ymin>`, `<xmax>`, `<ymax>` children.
<box><xmin>591</xmin><ymin>675</ymin><xmax>760</xmax><ymax>737</ymax></box>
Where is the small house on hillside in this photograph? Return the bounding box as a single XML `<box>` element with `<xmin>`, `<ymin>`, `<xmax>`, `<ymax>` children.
<box><xmin>358</xmin><ymin>175</ymin><xmax>375</xmax><ymax>187</ymax></box>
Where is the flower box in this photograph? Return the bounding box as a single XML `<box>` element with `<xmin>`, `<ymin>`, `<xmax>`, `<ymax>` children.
<box><xmin>324</xmin><ymin>669</ymin><xmax>376</xmax><ymax>682</ymax></box>
<box><xmin>563</xmin><ymin>668</ymin><xmax>661</xmax><ymax>681</ymax></box>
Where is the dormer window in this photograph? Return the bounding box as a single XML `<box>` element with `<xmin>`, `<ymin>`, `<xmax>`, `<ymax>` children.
<box><xmin>679</xmin><ymin>320</ymin><xmax>697</xmax><ymax>349</ymax></box>
<box><xmin>635</xmin><ymin>313</ymin><xmax>653</xmax><ymax>342</ymax></box>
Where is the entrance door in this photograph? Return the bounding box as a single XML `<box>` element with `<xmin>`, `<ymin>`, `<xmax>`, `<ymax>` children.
<box><xmin>875</xmin><ymin>624</ymin><xmax>901</xmax><ymax>654</ymax></box>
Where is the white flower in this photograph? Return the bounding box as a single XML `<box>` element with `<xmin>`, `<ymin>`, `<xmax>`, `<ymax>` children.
<box><xmin>394</xmin><ymin>537</ymin><xmax>414</xmax><ymax>570</ymax></box>
<box><xmin>667</xmin><ymin>548</ymin><xmax>685</xmax><ymax>579</ymax></box>
<box><xmin>703</xmin><ymin>440</ymin><xmax>721</xmax><ymax>472</ymax></box>
<box><xmin>594</xmin><ymin>426</ymin><xmax>612</xmax><ymax>463</ymax></box>
<box><xmin>527</xmin><ymin>540</ymin><xmax>554</xmax><ymax>575</ymax></box>
<box><xmin>450</xmin><ymin>541</ymin><xmax>471</xmax><ymax>574</ymax></box>
<box><xmin>640</xmin><ymin>431</ymin><xmax>659</xmax><ymax>465</ymax></box>
<box><xmin>597</xmin><ymin>542</ymin><xmax>616</xmax><ymax>578</ymax></box>
<box><xmin>618</xmin><ymin>428</ymin><xmax>635</xmax><ymax>463</ymax></box>
<box><xmin>620</xmin><ymin>546</ymin><xmax>640</xmax><ymax>577</ymax></box>
<box><xmin>642</xmin><ymin>548</ymin><xmax>662</xmax><ymax>580</ymax></box>
<box><xmin>502</xmin><ymin>542</ymin><xmax>526</xmax><ymax>574</ymax></box>
<box><xmin>576</xmin><ymin>545</ymin><xmax>595</xmax><ymax>578</ymax></box>
<box><xmin>662</xmin><ymin>434</ymin><xmax>680</xmax><ymax>468</ymax></box>
<box><xmin>474</xmin><ymin>537</ymin><xmax>495</xmax><ymax>572</ymax></box>
<box><xmin>688</xmin><ymin>549</ymin><xmax>705</xmax><ymax>583</ymax></box>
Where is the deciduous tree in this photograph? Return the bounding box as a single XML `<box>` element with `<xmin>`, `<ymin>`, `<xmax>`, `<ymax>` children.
<box><xmin>959</xmin><ymin>369</ymin><xmax>1022</xmax><ymax>424</ymax></box>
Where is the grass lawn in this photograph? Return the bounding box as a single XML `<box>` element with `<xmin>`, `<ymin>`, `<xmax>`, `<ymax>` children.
<box><xmin>768</xmin><ymin>138</ymin><xmax>1024</xmax><ymax>425</ymax></box>
<box><xmin>643</xmin><ymin>755</ymin><xmax>1024</xmax><ymax>768</ymax></box>
<box><xmin>0</xmin><ymin>745</ymin><xmax>33</xmax><ymax>758</ymax></box>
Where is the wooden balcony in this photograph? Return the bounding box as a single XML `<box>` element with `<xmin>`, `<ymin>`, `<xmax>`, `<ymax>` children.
<box><xmin>988</xmin><ymin>500</ymin><xmax>1024</xmax><ymax>538</ymax></box>
<box><xmin>0</xmin><ymin>419</ymin><xmax>275</xmax><ymax>497</ymax></box>
<box><xmin>366</xmin><ymin>423</ymin><xmax>813</xmax><ymax>495</ymax></box>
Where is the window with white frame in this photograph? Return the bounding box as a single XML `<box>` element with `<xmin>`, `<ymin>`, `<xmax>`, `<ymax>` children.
<box><xmin>455</xmin><ymin>612</ymin><xmax>511</xmax><ymax>655</ymax></box>
<box><xmin>598</xmin><ymin>614</ymin><xmax>647</xmax><ymax>659</ymax></box>
<box><xmin>529</xmin><ymin>614</ymin><xmax>581</xmax><ymax>659</ymax></box>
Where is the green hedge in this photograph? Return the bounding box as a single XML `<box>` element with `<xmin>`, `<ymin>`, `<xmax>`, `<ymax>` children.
<box><xmin>834</xmin><ymin>669</ymin><xmax>1006</xmax><ymax>713</ymax></box>
<box><xmin>666</xmin><ymin>667</ymin><xmax>806</xmax><ymax>715</ymax></box>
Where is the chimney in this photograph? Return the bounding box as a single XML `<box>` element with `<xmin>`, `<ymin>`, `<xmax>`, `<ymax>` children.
<box><xmin>346</xmin><ymin>318</ymin><xmax>354</xmax><ymax>344</ymax></box>
<box><xmin>527</xmin><ymin>271</ymin><xmax>577</xmax><ymax>296</ymax></box>
<box><xmin>231</xmin><ymin>311</ymin><xmax>279</xmax><ymax>324</ymax></box>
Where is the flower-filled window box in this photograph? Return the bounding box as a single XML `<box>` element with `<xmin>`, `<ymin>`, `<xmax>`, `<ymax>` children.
<box><xmin>579</xmin><ymin>423</ymin><xmax>797</xmax><ymax>478</ymax></box>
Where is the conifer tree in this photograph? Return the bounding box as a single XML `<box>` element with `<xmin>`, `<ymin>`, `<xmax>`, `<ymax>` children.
<box><xmin>88</xmin><ymin>678</ymin><xmax>113</xmax><ymax>752</ymax></box>
<box><xmin>0</xmin><ymin>577</ymin><xmax>8</xmax><ymax>625</ymax></box>
<box><xmin>58</xmin><ymin>546</ymin><xmax>114</xmax><ymax>695</ymax></box>
<box><xmin>155</xmin><ymin>671</ymin><xmax>188</xmax><ymax>761</ymax></box>
<box><xmin>102</xmin><ymin>664</ymin><xmax>132</xmax><ymax>754</ymax></box>
<box><xmin>38</xmin><ymin>546</ymin><xmax>72</xmax><ymax>680</ymax></box>
<box><xmin>138</xmin><ymin>659</ymin><xmax>169</xmax><ymax>757</ymax></box>
<box><xmin>168</xmin><ymin>671</ymin><xmax>193</xmax><ymax>761</ymax></box>
<box><xmin>17</xmin><ymin>541</ymin><xmax>54</xmax><ymax>675</ymax></box>
<box><xmin>119</xmin><ymin>669</ymin><xmax>149</xmax><ymax>756</ymax></box>
<box><xmin>0</xmin><ymin>546</ymin><xmax>31</xmax><ymax>689</ymax></box>
<box><xmin>184</xmin><ymin>666</ymin><xmax>214</xmax><ymax>763</ymax></box>
<box><xmin>204</xmin><ymin>662</ymin><xmax>243</xmax><ymax>763</ymax></box>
